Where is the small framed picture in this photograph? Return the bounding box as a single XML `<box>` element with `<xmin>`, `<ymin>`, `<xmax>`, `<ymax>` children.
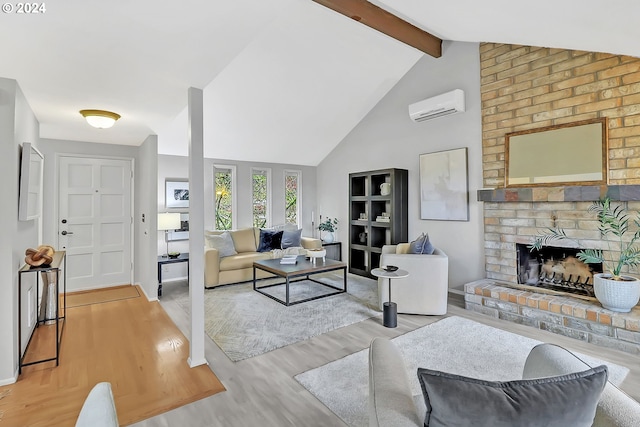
<box><xmin>165</xmin><ymin>179</ymin><xmax>189</xmax><ymax>209</ymax></box>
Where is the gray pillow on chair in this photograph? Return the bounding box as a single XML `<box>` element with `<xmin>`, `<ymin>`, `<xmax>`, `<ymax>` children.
<box><xmin>417</xmin><ymin>365</ymin><xmax>608</xmax><ymax>427</ymax></box>
<box><xmin>408</xmin><ymin>233</ymin><xmax>427</xmax><ymax>254</ymax></box>
<box><xmin>408</xmin><ymin>233</ymin><xmax>435</xmax><ymax>255</ymax></box>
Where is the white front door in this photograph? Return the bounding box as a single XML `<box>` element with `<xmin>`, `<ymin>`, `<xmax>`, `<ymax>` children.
<box><xmin>58</xmin><ymin>156</ymin><xmax>133</xmax><ymax>291</ymax></box>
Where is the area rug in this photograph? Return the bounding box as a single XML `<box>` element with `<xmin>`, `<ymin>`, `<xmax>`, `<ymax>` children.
<box><xmin>176</xmin><ymin>273</ymin><xmax>380</xmax><ymax>361</ymax></box>
<box><xmin>295</xmin><ymin>316</ymin><xmax>630</xmax><ymax>427</ymax></box>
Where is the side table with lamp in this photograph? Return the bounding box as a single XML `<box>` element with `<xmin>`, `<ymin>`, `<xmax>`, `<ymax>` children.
<box><xmin>157</xmin><ymin>212</ymin><xmax>184</xmax><ymax>297</ymax></box>
<box><xmin>158</xmin><ymin>212</ymin><xmax>181</xmax><ymax>258</ymax></box>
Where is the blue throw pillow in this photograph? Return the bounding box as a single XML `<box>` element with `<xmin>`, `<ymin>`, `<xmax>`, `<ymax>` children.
<box><xmin>417</xmin><ymin>365</ymin><xmax>608</xmax><ymax>427</ymax></box>
<box><xmin>408</xmin><ymin>233</ymin><xmax>427</xmax><ymax>254</ymax></box>
<box><xmin>422</xmin><ymin>234</ymin><xmax>435</xmax><ymax>255</ymax></box>
<box><xmin>408</xmin><ymin>233</ymin><xmax>435</xmax><ymax>255</ymax></box>
<box><xmin>257</xmin><ymin>229</ymin><xmax>283</xmax><ymax>252</ymax></box>
<box><xmin>281</xmin><ymin>228</ymin><xmax>303</xmax><ymax>249</ymax></box>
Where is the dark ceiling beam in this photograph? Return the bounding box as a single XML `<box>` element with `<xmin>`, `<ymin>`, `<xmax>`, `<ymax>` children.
<box><xmin>312</xmin><ymin>0</ymin><xmax>442</xmax><ymax>58</ymax></box>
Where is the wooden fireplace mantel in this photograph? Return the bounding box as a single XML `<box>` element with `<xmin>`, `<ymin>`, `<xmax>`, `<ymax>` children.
<box><xmin>477</xmin><ymin>185</ymin><xmax>640</xmax><ymax>203</ymax></box>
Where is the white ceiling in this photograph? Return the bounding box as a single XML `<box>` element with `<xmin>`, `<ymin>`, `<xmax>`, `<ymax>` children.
<box><xmin>2</xmin><ymin>0</ymin><xmax>639</xmax><ymax>165</ymax></box>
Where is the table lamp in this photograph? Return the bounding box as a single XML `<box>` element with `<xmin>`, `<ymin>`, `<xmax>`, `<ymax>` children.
<box><xmin>158</xmin><ymin>212</ymin><xmax>181</xmax><ymax>258</ymax></box>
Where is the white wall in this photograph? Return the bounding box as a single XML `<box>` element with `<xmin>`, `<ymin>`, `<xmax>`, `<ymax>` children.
<box><xmin>157</xmin><ymin>154</ymin><xmax>317</xmax><ymax>280</ymax></box>
<box><xmin>0</xmin><ymin>78</ymin><xmax>41</xmax><ymax>384</ymax></box>
<box><xmin>134</xmin><ymin>135</ymin><xmax>159</xmax><ymax>299</ymax></box>
<box><xmin>317</xmin><ymin>41</ymin><xmax>485</xmax><ymax>290</ymax></box>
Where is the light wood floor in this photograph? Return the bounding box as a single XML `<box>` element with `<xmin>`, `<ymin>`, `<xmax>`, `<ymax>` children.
<box><xmin>0</xmin><ymin>286</ymin><xmax>224</xmax><ymax>427</ymax></box>
<box><xmin>131</xmin><ymin>279</ymin><xmax>640</xmax><ymax>427</ymax></box>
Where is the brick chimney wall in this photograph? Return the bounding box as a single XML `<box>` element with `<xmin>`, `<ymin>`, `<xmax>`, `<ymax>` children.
<box><xmin>480</xmin><ymin>44</ymin><xmax>640</xmax><ymax>283</ymax></box>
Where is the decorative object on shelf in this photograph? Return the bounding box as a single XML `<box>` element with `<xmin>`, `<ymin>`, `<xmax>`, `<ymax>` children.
<box><xmin>380</xmin><ymin>182</ymin><xmax>391</xmax><ymax>195</ymax></box>
<box><xmin>318</xmin><ymin>216</ymin><xmax>338</xmax><ymax>243</ymax></box>
<box><xmin>165</xmin><ymin>178</ymin><xmax>189</xmax><ymax>209</ymax></box>
<box><xmin>359</xmin><ymin>231</ymin><xmax>367</xmax><ymax>244</ymax></box>
<box><xmin>376</xmin><ymin>213</ymin><xmax>391</xmax><ymax>222</ymax></box>
<box><xmin>79</xmin><ymin>109</ymin><xmax>121</xmax><ymax>129</ymax></box>
<box><xmin>420</xmin><ymin>147</ymin><xmax>469</xmax><ymax>221</ymax></box>
<box><xmin>532</xmin><ymin>198</ymin><xmax>640</xmax><ymax>312</ymax></box>
<box><xmin>158</xmin><ymin>212</ymin><xmax>181</xmax><ymax>258</ymax></box>
<box><xmin>24</xmin><ymin>245</ymin><xmax>55</xmax><ymax>267</ymax></box>
<box><xmin>359</xmin><ymin>213</ymin><xmax>367</xmax><ymax>220</ymax></box>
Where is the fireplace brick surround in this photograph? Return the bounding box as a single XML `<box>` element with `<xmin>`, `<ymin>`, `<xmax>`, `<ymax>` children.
<box><xmin>465</xmin><ymin>279</ymin><xmax>640</xmax><ymax>355</ymax></box>
<box><xmin>470</xmin><ymin>44</ymin><xmax>640</xmax><ymax>351</ymax></box>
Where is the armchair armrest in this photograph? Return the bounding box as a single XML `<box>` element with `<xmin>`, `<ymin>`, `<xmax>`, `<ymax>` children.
<box><xmin>75</xmin><ymin>382</ymin><xmax>118</xmax><ymax>427</ymax></box>
<box><xmin>381</xmin><ymin>245</ymin><xmax>397</xmax><ymax>255</ymax></box>
<box><xmin>369</xmin><ymin>338</ymin><xmax>421</xmax><ymax>427</ymax></box>
<box><xmin>301</xmin><ymin>237</ymin><xmax>321</xmax><ymax>249</ymax></box>
<box><xmin>204</xmin><ymin>248</ymin><xmax>220</xmax><ymax>288</ymax></box>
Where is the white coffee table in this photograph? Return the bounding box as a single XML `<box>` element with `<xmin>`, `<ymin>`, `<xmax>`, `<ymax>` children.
<box><xmin>371</xmin><ymin>267</ymin><xmax>409</xmax><ymax>328</ymax></box>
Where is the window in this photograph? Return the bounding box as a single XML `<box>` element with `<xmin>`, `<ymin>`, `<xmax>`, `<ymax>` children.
<box><xmin>214</xmin><ymin>165</ymin><xmax>236</xmax><ymax>230</ymax></box>
<box><xmin>252</xmin><ymin>168</ymin><xmax>271</xmax><ymax>228</ymax></box>
<box><xmin>284</xmin><ymin>170</ymin><xmax>301</xmax><ymax>226</ymax></box>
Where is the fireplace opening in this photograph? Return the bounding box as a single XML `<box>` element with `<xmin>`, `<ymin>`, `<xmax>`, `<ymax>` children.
<box><xmin>516</xmin><ymin>243</ymin><xmax>602</xmax><ymax>297</ymax></box>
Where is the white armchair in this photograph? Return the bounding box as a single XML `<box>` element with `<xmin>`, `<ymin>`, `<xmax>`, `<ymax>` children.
<box><xmin>378</xmin><ymin>243</ymin><xmax>448</xmax><ymax>315</ymax></box>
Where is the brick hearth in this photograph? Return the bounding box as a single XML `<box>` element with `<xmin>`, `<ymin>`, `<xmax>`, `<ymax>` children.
<box><xmin>465</xmin><ymin>279</ymin><xmax>640</xmax><ymax>355</ymax></box>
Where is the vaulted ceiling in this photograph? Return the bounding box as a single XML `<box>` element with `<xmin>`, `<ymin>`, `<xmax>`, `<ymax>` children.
<box><xmin>2</xmin><ymin>0</ymin><xmax>639</xmax><ymax>165</ymax></box>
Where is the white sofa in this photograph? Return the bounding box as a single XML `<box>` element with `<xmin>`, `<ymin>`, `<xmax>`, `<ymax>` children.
<box><xmin>378</xmin><ymin>244</ymin><xmax>448</xmax><ymax>315</ymax></box>
<box><xmin>369</xmin><ymin>338</ymin><xmax>640</xmax><ymax>427</ymax></box>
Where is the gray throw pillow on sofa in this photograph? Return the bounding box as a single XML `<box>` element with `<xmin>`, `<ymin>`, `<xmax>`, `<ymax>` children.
<box><xmin>205</xmin><ymin>231</ymin><xmax>237</xmax><ymax>258</ymax></box>
<box><xmin>281</xmin><ymin>228</ymin><xmax>303</xmax><ymax>249</ymax></box>
<box><xmin>417</xmin><ymin>365</ymin><xmax>608</xmax><ymax>427</ymax></box>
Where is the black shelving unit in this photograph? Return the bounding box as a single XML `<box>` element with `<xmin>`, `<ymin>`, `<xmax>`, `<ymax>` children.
<box><xmin>18</xmin><ymin>251</ymin><xmax>66</xmax><ymax>374</ymax></box>
<box><xmin>349</xmin><ymin>169</ymin><xmax>408</xmax><ymax>278</ymax></box>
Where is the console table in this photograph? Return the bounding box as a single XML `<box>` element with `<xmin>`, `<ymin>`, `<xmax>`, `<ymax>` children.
<box><xmin>157</xmin><ymin>253</ymin><xmax>189</xmax><ymax>297</ymax></box>
<box><xmin>322</xmin><ymin>241</ymin><xmax>342</xmax><ymax>261</ymax></box>
<box><xmin>18</xmin><ymin>251</ymin><xmax>66</xmax><ymax>373</ymax></box>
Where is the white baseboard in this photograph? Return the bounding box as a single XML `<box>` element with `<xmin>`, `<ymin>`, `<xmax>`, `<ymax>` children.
<box><xmin>187</xmin><ymin>357</ymin><xmax>209</xmax><ymax>368</ymax></box>
<box><xmin>0</xmin><ymin>369</ymin><xmax>18</xmax><ymax>386</ymax></box>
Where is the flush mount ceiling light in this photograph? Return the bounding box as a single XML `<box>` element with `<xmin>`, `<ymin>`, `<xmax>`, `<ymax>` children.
<box><xmin>79</xmin><ymin>109</ymin><xmax>121</xmax><ymax>129</ymax></box>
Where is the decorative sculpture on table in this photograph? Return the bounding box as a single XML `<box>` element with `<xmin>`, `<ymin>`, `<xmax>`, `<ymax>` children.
<box><xmin>24</xmin><ymin>245</ymin><xmax>55</xmax><ymax>267</ymax></box>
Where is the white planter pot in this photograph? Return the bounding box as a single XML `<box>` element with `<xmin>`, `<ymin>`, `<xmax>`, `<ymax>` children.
<box><xmin>594</xmin><ymin>273</ymin><xmax>640</xmax><ymax>313</ymax></box>
<box><xmin>322</xmin><ymin>231</ymin><xmax>334</xmax><ymax>244</ymax></box>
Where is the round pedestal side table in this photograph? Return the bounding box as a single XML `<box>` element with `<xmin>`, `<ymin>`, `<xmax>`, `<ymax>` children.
<box><xmin>371</xmin><ymin>267</ymin><xmax>409</xmax><ymax>328</ymax></box>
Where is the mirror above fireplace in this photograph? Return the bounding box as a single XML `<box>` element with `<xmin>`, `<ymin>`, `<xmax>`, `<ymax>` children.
<box><xmin>505</xmin><ymin>118</ymin><xmax>608</xmax><ymax>188</ymax></box>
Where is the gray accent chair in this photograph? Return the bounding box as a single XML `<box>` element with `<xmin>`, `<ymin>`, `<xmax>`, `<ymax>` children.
<box><xmin>369</xmin><ymin>337</ymin><xmax>640</xmax><ymax>427</ymax></box>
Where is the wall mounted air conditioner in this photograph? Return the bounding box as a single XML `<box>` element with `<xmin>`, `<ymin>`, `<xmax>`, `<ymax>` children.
<box><xmin>408</xmin><ymin>89</ymin><xmax>465</xmax><ymax>122</ymax></box>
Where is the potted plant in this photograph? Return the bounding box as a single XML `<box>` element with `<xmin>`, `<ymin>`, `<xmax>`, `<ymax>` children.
<box><xmin>532</xmin><ymin>198</ymin><xmax>640</xmax><ymax>312</ymax></box>
<box><xmin>318</xmin><ymin>217</ymin><xmax>338</xmax><ymax>243</ymax></box>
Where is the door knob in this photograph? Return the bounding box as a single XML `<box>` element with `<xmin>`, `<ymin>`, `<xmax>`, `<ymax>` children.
<box><xmin>61</xmin><ymin>230</ymin><xmax>74</xmax><ymax>235</ymax></box>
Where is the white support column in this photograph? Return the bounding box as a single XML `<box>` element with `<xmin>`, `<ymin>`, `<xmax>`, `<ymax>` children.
<box><xmin>187</xmin><ymin>87</ymin><xmax>207</xmax><ymax>368</ymax></box>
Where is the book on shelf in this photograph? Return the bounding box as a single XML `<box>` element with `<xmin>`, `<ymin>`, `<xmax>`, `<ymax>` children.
<box><xmin>376</xmin><ymin>216</ymin><xmax>391</xmax><ymax>222</ymax></box>
<box><xmin>280</xmin><ymin>255</ymin><xmax>298</xmax><ymax>265</ymax></box>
